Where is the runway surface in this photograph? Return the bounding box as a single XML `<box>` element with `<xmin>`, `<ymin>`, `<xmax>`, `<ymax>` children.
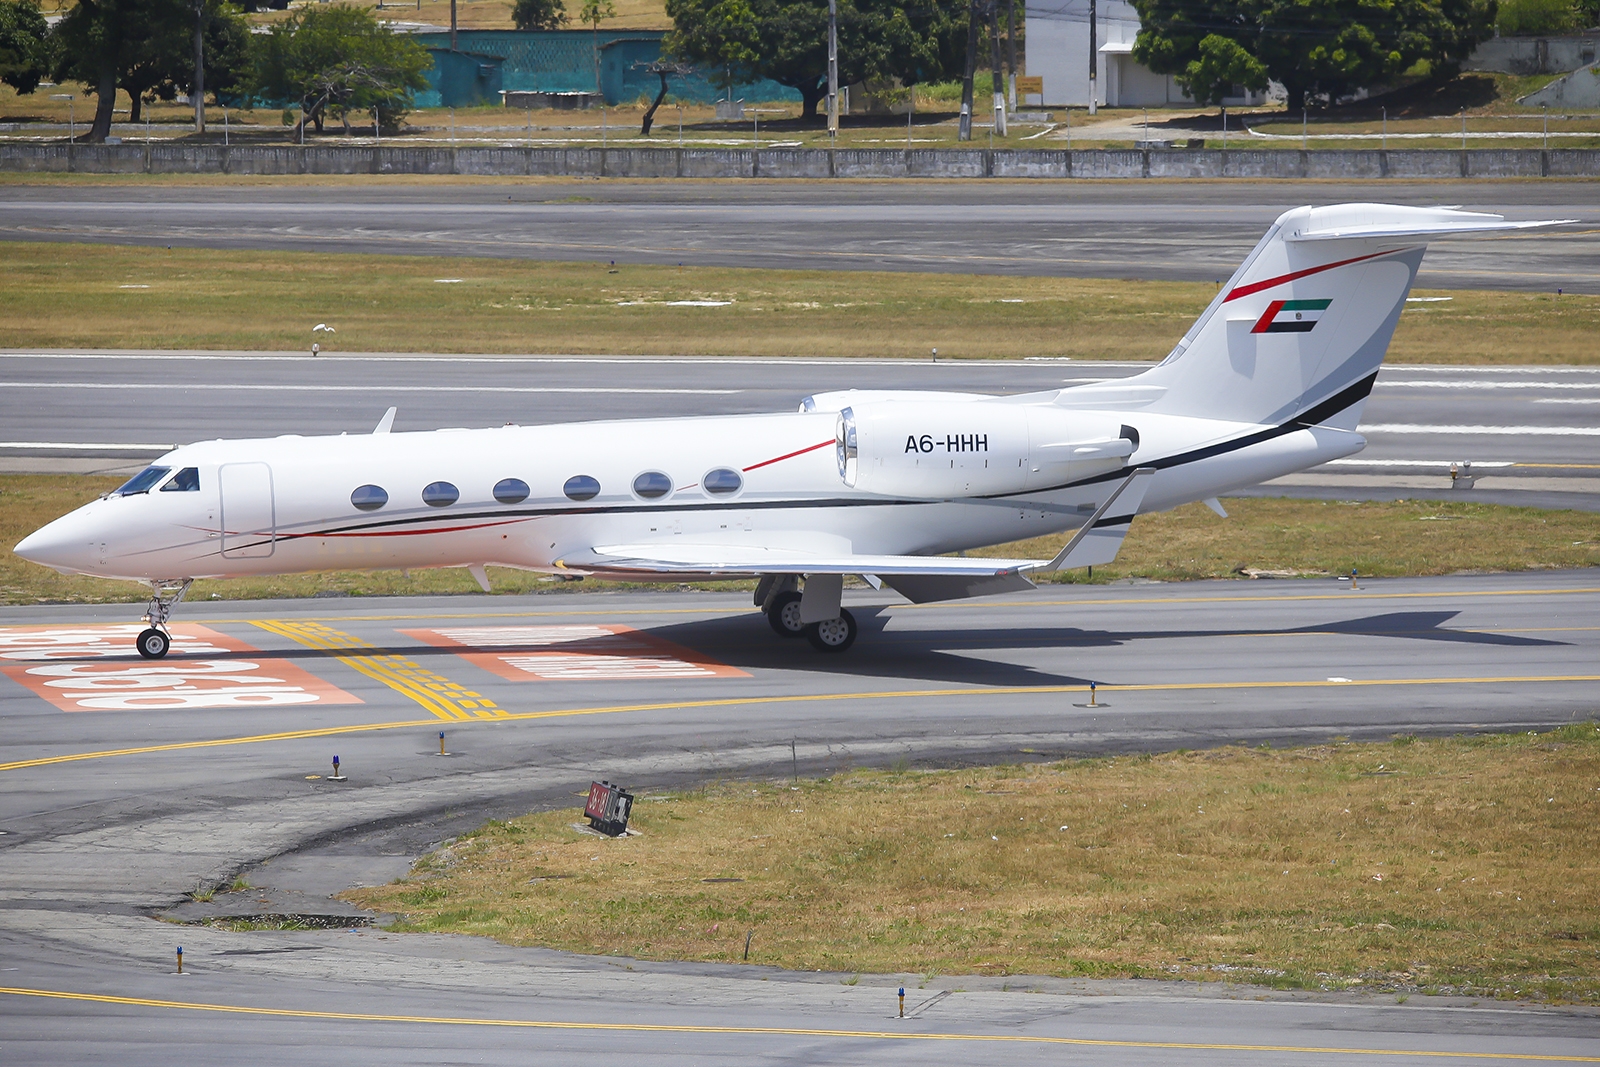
<box><xmin>5</xmin><ymin>352</ymin><xmax>1599</xmax><ymax>510</ymax></box>
<box><xmin>2</xmin><ymin>180</ymin><xmax>1597</xmax><ymax>291</ymax></box>
<box><xmin>2</xmin><ymin>575</ymin><xmax>1598</xmax><ymax>1063</ymax></box>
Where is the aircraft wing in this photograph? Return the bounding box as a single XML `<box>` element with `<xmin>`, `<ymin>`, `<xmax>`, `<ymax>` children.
<box><xmin>558</xmin><ymin>469</ymin><xmax>1157</xmax><ymax>603</ymax></box>
<box><xmin>563</xmin><ymin>544</ymin><xmax>1040</xmax><ymax>577</ymax></box>
<box><xmin>560</xmin><ymin>544</ymin><xmax>1044</xmax><ymax>603</ymax></box>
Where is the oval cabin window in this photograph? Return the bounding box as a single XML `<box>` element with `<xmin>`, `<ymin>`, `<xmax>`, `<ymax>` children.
<box><xmin>703</xmin><ymin>467</ymin><xmax>743</xmax><ymax>495</ymax></box>
<box><xmin>351</xmin><ymin>485</ymin><xmax>388</xmax><ymax>511</ymax></box>
<box><xmin>563</xmin><ymin>475</ymin><xmax>601</xmax><ymax>501</ymax></box>
<box><xmin>493</xmin><ymin>478</ymin><xmax>530</xmax><ymax>504</ymax></box>
<box><xmin>421</xmin><ymin>481</ymin><xmax>459</xmax><ymax>507</ymax></box>
<box><xmin>632</xmin><ymin>471</ymin><xmax>672</xmax><ymax>499</ymax></box>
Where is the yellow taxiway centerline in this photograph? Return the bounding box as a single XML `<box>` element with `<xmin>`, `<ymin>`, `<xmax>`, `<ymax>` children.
<box><xmin>3</xmin><ymin>672</ymin><xmax>1598</xmax><ymax>775</ymax></box>
<box><xmin>252</xmin><ymin>619</ymin><xmax>506</xmax><ymax>722</ymax></box>
<box><xmin>0</xmin><ymin>987</ymin><xmax>1594</xmax><ymax>1061</ymax></box>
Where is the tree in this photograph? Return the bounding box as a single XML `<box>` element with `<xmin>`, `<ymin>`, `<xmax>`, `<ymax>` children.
<box><xmin>580</xmin><ymin>0</ymin><xmax>615</xmax><ymax>94</ymax></box>
<box><xmin>51</xmin><ymin>0</ymin><xmax>194</xmax><ymax>142</ymax></box>
<box><xmin>1131</xmin><ymin>0</ymin><xmax>1497</xmax><ymax>112</ymax></box>
<box><xmin>1496</xmin><ymin>0</ymin><xmax>1578</xmax><ymax>34</ymax></box>
<box><xmin>0</xmin><ymin>0</ymin><xmax>49</xmax><ymax>96</ymax></box>
<box><xmin>512</xmin><ymin>0</ymin><xmax>569</xmax><ymax>30</ymax></box>
<box><xmin>118</xmin><ymin>1</ymin><xmax>250</xmax><ymax>124</ymax></box>
<box><xmin>665</xmin><ymin>0</ymin><xmax>969</xmax><ymax>118</ymax></box>
<box><xmin>250</xmin><ymin>5</ymin><xmax>431</xmax><ymax>135</ymax></box>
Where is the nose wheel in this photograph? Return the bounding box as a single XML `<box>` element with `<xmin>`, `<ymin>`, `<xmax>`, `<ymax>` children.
<box><xmin>136</xmin><ymin>627</ymin><xmax>171</xmax><ymax>659</ymax></box>
<box><xmin>136</xmin><ymin>578</ymin><xmax>192</xmax><ymax>659</ymax></box>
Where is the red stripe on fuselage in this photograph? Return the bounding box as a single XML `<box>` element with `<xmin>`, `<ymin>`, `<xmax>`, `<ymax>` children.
<box><xmin>1223</xmin><ymin>249</ymin><xmax>1397</xmax><ymax>303</ymax></box>
<box><xmin>276</xmin><ymin>518</ymin><xmax>534</xmax><ymax>541</ymax></box>
<box><xmin>743</xmin><ymin>439</ymin><xmax>834</xmax><ymax>472</ymax></box>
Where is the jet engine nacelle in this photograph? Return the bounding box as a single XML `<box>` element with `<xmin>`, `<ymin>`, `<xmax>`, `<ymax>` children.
<box><xmin>836</xmin><ymin>401</ymin><xmax>1137</xmax><ymax>499</ymax></box>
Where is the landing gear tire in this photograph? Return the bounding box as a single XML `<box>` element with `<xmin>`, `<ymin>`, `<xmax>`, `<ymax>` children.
<box><xmin>767</xmin><ymin>591</ymin><xmax>806</xmax><ymax>639</ymax></box>
<box><xmin>805</xmin><ymin>609</ymin><xmax>857</xmax><ymax>653</ymax></box>
<box><xmin>136</xmin><ymin>627</ymin><xmax>171</xmax><ymax>660</ymax></box>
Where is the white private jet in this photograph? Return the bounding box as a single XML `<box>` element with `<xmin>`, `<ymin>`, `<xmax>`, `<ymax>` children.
<box><xmin>15</xmin><ymin>204</ymin><xmax>1561</xmax><ymax>659</ymax></box>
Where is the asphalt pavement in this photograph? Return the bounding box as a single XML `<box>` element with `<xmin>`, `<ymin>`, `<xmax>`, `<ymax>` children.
<box><xmin>4</xmin><ymin>352</ymin><xmax>1598</xmax><ymax>510</ymax></box>
<box><xmin>2</xmin><ymin>180</ymin><xmax>1597</xmax><ymax>290</ymax></box>
<box><xmin>2</xmin><ymin>577</ymin><xmax>1598</xmax><ymax>1063</ymax></box>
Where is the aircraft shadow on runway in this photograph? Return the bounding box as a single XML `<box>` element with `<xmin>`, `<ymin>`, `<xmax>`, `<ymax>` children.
<box><xmin>195</xmin><ymin>606</ymin><xmax>1563</xmax><ymax>692</ymax></box>
<box><xmin>631</xmin><ymin>607</ymin><xmax>1567</xmax><ymax>688</ymax></box>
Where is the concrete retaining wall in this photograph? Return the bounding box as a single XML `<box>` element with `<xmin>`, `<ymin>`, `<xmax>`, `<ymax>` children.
<box><xmin>4</xmin><ymin>142</ymin><xmax>1596</xmax><ymax>179</ymax></box>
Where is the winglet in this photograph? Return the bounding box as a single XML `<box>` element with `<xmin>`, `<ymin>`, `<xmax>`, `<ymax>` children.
<box><xmin>373</xmin><ymin>407</ymin><xmax>397</xmax><ymax>434</ymax></box>
<box><xmin>1030</xmin><ymin>467</ymin><xmax>1155</xmax><ymax>573</ymax></box>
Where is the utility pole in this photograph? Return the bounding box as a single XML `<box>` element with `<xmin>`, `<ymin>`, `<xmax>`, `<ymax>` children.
<box><xmin>827</xmin><ymin>0</ymin><xmax>838</xmax><ymax>137</ymax></box>
<box><xmin>1006</xmin><ymin>0</ymin><xmax>1017</xmax><ymax>111</ymax></box>
<box><xmin>959</xmin><ymin>0</ymin><xmax>978</xmax><ymax>140</ymax></box>
<box><xmin>450</xmin><ymin>0</ymin><xmax>458</xmax><ymax>50</ymax></box>
<box><xmin>1087</xmin><ymin>0</ymin><xmax>1096</xmax><ymax>115</ymax></box>
<box><xmin>989</xmin><ymin>0</ymin><xmax>1006</xmax><ymax>136</ymax></box>
<box><xmin>192</xmin><ymin>0</ymin><xmax>206</xmax><ymax>135</ymax></box>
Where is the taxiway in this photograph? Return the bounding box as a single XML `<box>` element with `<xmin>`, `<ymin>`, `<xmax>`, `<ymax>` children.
<box><xmin>1</xmin><ymin>576</ymin><xmax>1597</xmax><ymax>1063</ymax></box>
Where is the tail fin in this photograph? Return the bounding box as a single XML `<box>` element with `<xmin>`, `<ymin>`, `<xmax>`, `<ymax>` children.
<box><xmin>1126</xmin><ymin>204</ymin><xmax>1561</xmax><ymax>429</ymax></box>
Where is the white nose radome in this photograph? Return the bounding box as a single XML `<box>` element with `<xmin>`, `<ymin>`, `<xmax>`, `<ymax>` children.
<box><xmin>13</xmin><ymin>512</ymin><xmax>99</xmax><ymax>574</ymax></box>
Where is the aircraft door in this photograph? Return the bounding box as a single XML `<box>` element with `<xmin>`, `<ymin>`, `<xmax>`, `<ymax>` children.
<box><xmin>219</xmin><ymin>462</ymin><xmax>276</xmax><ymax>558</ymax></box>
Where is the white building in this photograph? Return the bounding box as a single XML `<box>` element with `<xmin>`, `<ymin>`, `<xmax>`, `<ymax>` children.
<box><xmin>1024</xmin><ymin>0</ymin><xmax>1268</xmax><ymax>108</ymax></box>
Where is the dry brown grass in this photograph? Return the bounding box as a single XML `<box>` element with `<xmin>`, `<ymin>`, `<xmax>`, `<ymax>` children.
<box><xmin>5</xmin><ymin>476</ymin><xmax>1595</xmax><ymax>606</ymax></box>
<box><xmin>993</xmin><ymin>497</ymin><xmax>1600</xmax><ymax>584</ymax></box>
<box><xmin>346</xmin><ymin>726</ymin><xmax>1600</xmax><ymax>1001</ymax></box>
<box><xmin>1</xmin><ymin>241</ymin><xmax>1596</xmax><ymax>362</ymax></box>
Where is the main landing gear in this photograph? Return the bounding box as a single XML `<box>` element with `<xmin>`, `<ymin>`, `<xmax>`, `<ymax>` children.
<box><xmin>136</xmin><ymin>579</ymin><xmax>192</xmax><ymax>659</ymax></box>
<box><xmin>756</xmin><ymin>575</ymin><xmax>858</xmax><ymax>653</ymax></box>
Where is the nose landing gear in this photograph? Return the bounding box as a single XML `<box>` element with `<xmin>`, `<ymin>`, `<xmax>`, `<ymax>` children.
<box><xmin>137</xmin><ymin>578</ymin><xmax>192</xmax><ymax>659</ymax></box>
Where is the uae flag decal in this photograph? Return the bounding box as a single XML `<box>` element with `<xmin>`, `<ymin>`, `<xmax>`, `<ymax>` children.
<box><xmin>1251</xmin><ymin>298</ymin><xmax>1331</xmax><ymax>334</ymax></box>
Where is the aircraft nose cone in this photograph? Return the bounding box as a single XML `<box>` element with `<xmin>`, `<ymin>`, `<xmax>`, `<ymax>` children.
<box><xmin>14</xmin><ymin>517</ymin><xmax>92</xmax><ymax>572</ymax></box>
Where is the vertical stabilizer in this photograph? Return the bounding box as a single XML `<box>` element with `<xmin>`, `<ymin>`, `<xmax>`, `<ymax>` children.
<box><xmin>1125</xmin><ymin>205</ymin><xmax>1561</xmax><ymax>429</ymax></box>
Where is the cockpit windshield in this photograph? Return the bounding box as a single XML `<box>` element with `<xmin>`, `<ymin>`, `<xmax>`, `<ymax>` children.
<box><xmin>115</xmin><ymin>466</ymin><xmax>172</xmax><ymax>496</ymax></box>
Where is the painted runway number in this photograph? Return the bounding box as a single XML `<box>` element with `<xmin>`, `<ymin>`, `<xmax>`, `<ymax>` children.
<box><xmin>0</xmin><ymin>624</ymin><xmax>362</xmax><ymax>712</ymax></box>
<box><xmin>402</xmin><ymin>625</ymin><xmax>748</xmax><ymax>681</ymax></box>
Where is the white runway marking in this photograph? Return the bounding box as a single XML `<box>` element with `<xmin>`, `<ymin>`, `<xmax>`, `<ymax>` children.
<box><xmin>0</xmin><ymin>441</ymin><xmax>174</xmax><ymax>450</ymax></box>
<box><xmin>1376</xmin><ymin>380</ymin><xmax>1600</xmax><ymax>390</ymax></box>
<box><xmin>0</xmin><ymin>382</ymin><xmax>741</xmax><ymax>395</ymax></box>
<box><xmin>0</xmin><ymin>352</ymin><xmax>1154</xmax><ymax>368</ymax></box>
<box><xmin>1362</xmin><ymin>424</ymin><xmax>1600</xmax><ymax>436</ymax></box>
<box><xmin>1325</xmin><ymin>458</ymin><xmax>1517</xmax><ymax>468</ymax></box>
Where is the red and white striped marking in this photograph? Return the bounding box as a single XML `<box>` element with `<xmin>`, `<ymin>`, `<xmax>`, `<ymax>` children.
<box><xmin>0</xmin><ymin>623</ymin><xmax>362</xmax><ymax>712</ymax></box>
<box><xmin>402</xmin><ymin>624</ymin><xmax>748</xmax><ymax>682</ymax></box>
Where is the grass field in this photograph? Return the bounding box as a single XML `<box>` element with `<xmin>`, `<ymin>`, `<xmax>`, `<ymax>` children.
<box><xmin>344</xmin><ymin>725</ymin><xmax>1600</xmax><ymax>1002</ymax></box>
<box><xmin>6</xmin><ymin>474</ymin><xmax>1596</xmax><ymax>606</ymax></box>
<box><xmin>1</xmin><ymin>242</ymin><xmax>1595</xmax><ymax>361</ymax></box>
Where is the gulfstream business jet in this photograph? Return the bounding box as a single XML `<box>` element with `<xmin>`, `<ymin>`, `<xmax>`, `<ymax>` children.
<box><xmin>15</xmin><ymin>204</ymin><xmax>1561</xmax><ymax>659</ymax></box>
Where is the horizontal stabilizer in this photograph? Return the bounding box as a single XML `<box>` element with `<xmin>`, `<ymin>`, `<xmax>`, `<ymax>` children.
<box><xmin>1283</xmin><ymin>205</ymin><xmax>1573</xmax><ymax>242</ymax></box>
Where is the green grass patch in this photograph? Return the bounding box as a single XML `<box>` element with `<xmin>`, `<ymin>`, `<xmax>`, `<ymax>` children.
<box><xmin>5</xmin><ymin>474</ymin><xmax>1596</xmax><ymax>606</ymax></box>
<box><xmin>1</xmin><ymin>241</ymin><xmax>1596</xmax><ymax>362</ymax></box>
<box><xmin>347</xmin><ymin>726</ymin><xmax>1600</xmax><ymax>1001</ymax></box>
